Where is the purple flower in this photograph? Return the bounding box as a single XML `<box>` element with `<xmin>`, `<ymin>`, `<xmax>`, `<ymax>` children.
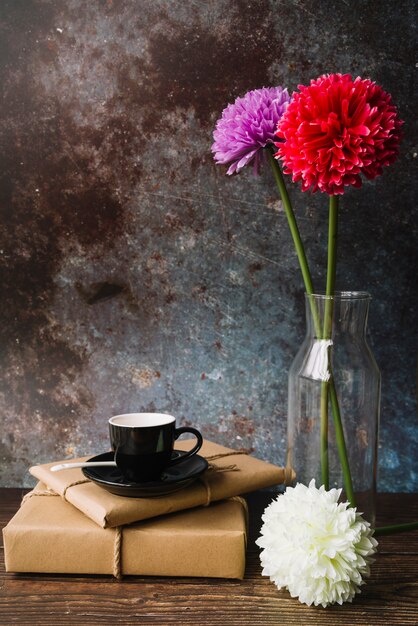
<box><xmin>212</xmin><ymin>86</ymin><xmax>291</xmax><ymax>175</ymax></box>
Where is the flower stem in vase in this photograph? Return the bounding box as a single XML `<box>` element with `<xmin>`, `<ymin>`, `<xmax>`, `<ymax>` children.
<box><xmin>329</xmin><ymin>380</ymin><xmax>356</xmax><ymax>505</ymax></box>
<box><xmin>320</xmin><ymin>196</ymin><xmax>339</xmax><ymax>489</ymax></box>
<box><xmin>322</xmin><ymin>195</ymin><xmax>356</xmax><ymax>506</ymax></box>
<box><xmin>319</xmin><ymin>383</ymin><xmax>330</xmax><ymax>489</ymax></box>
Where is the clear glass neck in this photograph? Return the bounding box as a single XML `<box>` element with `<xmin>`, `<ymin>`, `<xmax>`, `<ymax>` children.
<box><xmin>304</xmin><ymin>291</ymin><xmax>371</xmax><ymax>339</ymax></box>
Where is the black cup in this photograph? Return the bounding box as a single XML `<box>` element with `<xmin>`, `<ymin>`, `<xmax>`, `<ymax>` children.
<box><xmin>108</xmin><ymin>413</ymin><xmax>203</xmax><ymax>482</ymax></box>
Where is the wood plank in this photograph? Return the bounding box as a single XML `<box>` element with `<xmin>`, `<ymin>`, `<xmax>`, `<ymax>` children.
<box><xmin>1</xmin><ymin>575</ymin><xmax>417</xmax><ymax>625</ymax></box>
<box><xmin>1</xmin><ymin>489</ymin><xmax>418</xmax><ymax>625</ymax></box>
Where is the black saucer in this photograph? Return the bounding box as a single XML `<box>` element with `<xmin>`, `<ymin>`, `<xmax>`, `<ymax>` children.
<box><xmin>81</xmin><ymin>451</ymin><xmax>208</xmax><ymax>498</ymax></box>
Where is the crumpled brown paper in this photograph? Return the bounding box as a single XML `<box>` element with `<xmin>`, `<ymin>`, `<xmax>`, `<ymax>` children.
<box><xmin>3</xmin><ymin>482</ymin><xmax>247</xmax><ymax>579</ymax></box>
<box><xmin>29</xmin><ymin>439</ymin><xmax>286</xmax><ymax>528</ymax></box>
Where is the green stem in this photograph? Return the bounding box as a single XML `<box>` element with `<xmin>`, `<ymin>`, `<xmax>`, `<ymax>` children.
<box><xmin>320</xmin><ymin>382</ymin><xmax>329</xmax><ymax>489</ymax></box>
<box><xmin>374</xmin><ymin>521</ymin><xmax>418</xmax><ymax>536</ymax></box>
<box><xmin>267</xmin><ymin>149</ymin><xmax>321</xmax><ymax>332</ymax></box>
<box><xmin>323</xmin><ymin>195</ymin><xmax>356</xmax><ymax>507</ymax></box>
<box><xmin>267</xmin><ymin>148</ymin><xmax>315</xmax><ymax>297</ymax></box>
<box><xmin>323</xmin><ymin>196</ymin><xmax>338</xmax><ymax>338</ymax></box>
<box><xmin>320</xmin><ymin>196</ymin><xmax>339</xmax><ymax>491</ymax></box>
<box><xmin>329</xmin><ymin>379</ymin><xmax>355</xmax><ymax>505</ymax></box>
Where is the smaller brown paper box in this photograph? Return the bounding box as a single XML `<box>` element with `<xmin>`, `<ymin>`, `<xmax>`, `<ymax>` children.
<box><xmin>3</xmin><ymin>483</ymin><xmax>247</xmax><ymax>579</ymax></box>
<box><xmin>29</xmin><ymin>439</ymin><xmax>287</xmax><ymax>528</ymax></box>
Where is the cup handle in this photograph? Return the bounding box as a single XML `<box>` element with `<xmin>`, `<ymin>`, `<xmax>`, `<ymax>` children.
<box><xmin>170</xmin><ymin>426</ymin><xmax>203</xmax><ymax>465</ymax></box>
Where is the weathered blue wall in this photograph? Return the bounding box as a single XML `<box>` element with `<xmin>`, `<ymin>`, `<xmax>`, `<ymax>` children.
<box><xmin>0</xmin><ymin>0</ymin><xmax>416</xmax><ymax>490</ymax></box>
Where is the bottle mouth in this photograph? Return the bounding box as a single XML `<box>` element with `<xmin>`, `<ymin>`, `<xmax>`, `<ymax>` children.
<box><xmin>306</xmin><ymin>291</ymin><xmax>371</xmax><ymax>301</ymax></box>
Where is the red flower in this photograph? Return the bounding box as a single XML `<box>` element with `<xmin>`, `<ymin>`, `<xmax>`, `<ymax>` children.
<box><xmin>275</xmin><ymin>74</ymin><xmax>403</xmax><ymax>195</ymax></box>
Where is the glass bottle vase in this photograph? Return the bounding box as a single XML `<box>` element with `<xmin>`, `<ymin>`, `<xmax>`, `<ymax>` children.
<box><xmin>286</xmin><ymin>291</ymin><xmax>380</xmax><ymax>525</ymax></box>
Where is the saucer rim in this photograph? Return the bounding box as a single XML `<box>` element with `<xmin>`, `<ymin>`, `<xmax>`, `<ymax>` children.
<box><xmin>81</xmin><ymin>450</ymin><xmax>208</xmax><ymax>489</ymax></box>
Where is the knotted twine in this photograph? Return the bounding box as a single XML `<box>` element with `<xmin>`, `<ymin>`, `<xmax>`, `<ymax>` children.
<box><xmin>199</xmin><ymin>450</ymin><xmax>247</xmax><ymax>506</ymax></box>
<box><xmin>21</xmin><ymin>449</ymin><xmax>249</xmax><ymax>579</ymax></box>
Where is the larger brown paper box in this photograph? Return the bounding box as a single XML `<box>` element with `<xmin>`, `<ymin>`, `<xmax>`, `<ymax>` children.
<box><xmin>29</xmin><ymin>439</ymin><xmax>286</xmax><ymax>528</ymax></box>
<box><xmin>3</xmin><ymin>483</ymin><xmax>247</xmax><ymax>579</ymax></box>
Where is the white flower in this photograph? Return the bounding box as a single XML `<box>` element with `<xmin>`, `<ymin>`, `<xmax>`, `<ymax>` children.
<box><xmin>256</xmin><ymin>480</ymin><xmax>378</xmax><ymax>608</ymax></box>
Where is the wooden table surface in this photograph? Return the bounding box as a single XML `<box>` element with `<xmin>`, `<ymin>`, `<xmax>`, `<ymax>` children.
<box><xmin>1</xmin><ymin>488</ymin><xmax>418</xmax><ymax>625</ymax></box>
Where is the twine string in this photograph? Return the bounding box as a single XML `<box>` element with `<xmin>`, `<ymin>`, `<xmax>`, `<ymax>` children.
<box><xmin>62</xmin><ymin>479</ymin><xmax>90</xmax><ymax>499</ymax></box>
<box><xmin>206</xmin><ymin>463</ymin><xmax>240</xmax><ymax>472</ymax></box>
<box><xmin>284</xmin><ymin>465</ymin><xmax>295</xmax><ymax>485</ymax></box>
<box><xmin>230</xmin><ymin>495</ymin><xmax>249</xmax><ymax>537</ymax></box>
<box><xmin>21</xmin><ymin>478</ymin><xmax>90</xmax><ymax>505</ymax></box>
<box><xmin>204</xmin><ymin>451</ymin><xmax>247</xmax><ymax>462</ymax></box>
<box><xmin>113</xmin><ymin>527</ymin><xmax>123</xmax><ymax>579</ymax></box>
<box><xmin>200</xmin><ymin>450</ymin><xmax>248</xmax><ymax>506</ymax></box>
<box><xmin>204</xmin><ymin>450</ymin><xmax>248</xmax><ymax>472</ymax></box>
<box><xmin>21</xmin><ymin>488</ymin><xmax>58</xmax><ymax>504</ymax></box>
<box><xmin>199</xmin><ymin>474</ymin><xmax>212</xmax><ymax>506</ymax></box>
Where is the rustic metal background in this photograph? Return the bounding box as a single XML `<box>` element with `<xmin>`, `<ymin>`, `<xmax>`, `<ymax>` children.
<box><xmin>0</xmin><ymin>0</ymin><xmax>416</xmax><ymax>490</ymax></box>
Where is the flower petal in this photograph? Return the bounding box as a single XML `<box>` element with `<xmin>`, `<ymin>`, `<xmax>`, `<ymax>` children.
<box><xmin>276</xmin><ymin>73</ymin><xmax>403</xmax><ymax>194</ymax></box>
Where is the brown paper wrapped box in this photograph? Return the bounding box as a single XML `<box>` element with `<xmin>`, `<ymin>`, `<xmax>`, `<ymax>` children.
<box><xmin>29</xmin><ymin>439</ymin><xmax>286</xmax><ymax>528</ymax></box>
<box><xmin>3</xmin><ymin>483</ymin><xmax>247</xmax><ymax>579</ymax></box>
